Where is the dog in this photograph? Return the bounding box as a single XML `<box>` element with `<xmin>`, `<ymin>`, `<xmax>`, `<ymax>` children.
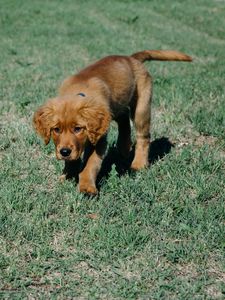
<box><xmin>33</xmin><ymin>50</ymin><xmax>192</xmax><ymax>195</ymax></box>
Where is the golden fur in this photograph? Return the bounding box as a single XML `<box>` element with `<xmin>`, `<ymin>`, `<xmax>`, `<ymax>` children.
<box><xmin>33</xmin><ymin>50</ymin><xmax>192</xmax><ymax>194</ymax></box>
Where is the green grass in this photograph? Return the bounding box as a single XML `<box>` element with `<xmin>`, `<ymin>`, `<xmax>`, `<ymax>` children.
<box><xmin>0</xmin><ymin>0</ymin><xmax>225</xmax><ymax>298</ymax></box>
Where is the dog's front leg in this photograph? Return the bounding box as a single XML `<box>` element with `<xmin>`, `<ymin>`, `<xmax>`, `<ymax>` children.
<box><xmin>78</xmin><ymin>137</ymin><xmax>107</xmax><ymax>195</ymax></box>
<box><xmin>59</xmin><ymin>160</ymin><xmax>81</xmax><ymax>183</ymax></box>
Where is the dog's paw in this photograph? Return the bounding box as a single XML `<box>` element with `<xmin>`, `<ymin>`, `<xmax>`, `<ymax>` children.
<box><xmin>79</xmin><ymin>184</ymin><xmax>98</xmax><ymax>196</ymax></box>
<box><xmin>59</xmin><ymin>174</ymin><xmax>66</xmax><ymax>182</ymax></box>
<box><xmin>131</xmin><ymin>160</ymin><xmax>149</xmax><ymax>170</ymax></box>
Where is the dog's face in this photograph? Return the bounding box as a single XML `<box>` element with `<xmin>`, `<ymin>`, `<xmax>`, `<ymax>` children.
<box><xmin>33</xmin><ymin>96</ymin><xmax>111</xmax><ymax>161</ymax></box>
<box><xmin>51</xmin><ymin>118</ymin><xmax>88</xmax><ymax>161</ymax></box>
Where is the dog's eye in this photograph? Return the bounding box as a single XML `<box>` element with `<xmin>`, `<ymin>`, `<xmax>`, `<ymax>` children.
<box><xmin>53</xmin><ymin>127</ymin><xmax>60</xmax><ymax>134</ymax></box>
<box><xmin>73</xmin><ymin>126</ymin><xmax>82</xmax><ymax>133</ymax></box>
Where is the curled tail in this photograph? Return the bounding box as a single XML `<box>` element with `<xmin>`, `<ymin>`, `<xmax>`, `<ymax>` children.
<box><xmin>131</xmin><ymin>50</ymin><xmax>192</xmax><ymax>62</ymax></box>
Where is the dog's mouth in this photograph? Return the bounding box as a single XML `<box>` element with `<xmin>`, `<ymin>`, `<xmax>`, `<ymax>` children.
<box><xmin>59</xmin><ymin>156</ymin><xmax>72</xmax><ymax>161</ymax></box>
<box><xmin>56</xmin><ymin>149</ymin><xmax>81</xmax><ymax>161</ymax></box>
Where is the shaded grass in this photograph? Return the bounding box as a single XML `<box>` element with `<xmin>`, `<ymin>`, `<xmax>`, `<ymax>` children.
<box><xmin>0</xmin><ymin>0</ymin><xmax>225</xmax><ymax>298</ymax></box>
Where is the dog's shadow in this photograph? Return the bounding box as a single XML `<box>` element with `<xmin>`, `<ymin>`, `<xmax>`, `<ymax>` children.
<box><xmin>63</xmin><ymin>137</ymin><xmax>174</xmax><ymax>188</ymax></box>
<box><xmin>97</xmin><ymin>136</ymin><xmax>174</xmax><ymax>186</ymax></box>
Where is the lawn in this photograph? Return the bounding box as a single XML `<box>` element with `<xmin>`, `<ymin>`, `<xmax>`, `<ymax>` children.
<box><xmin>0</xmin><ymin>0</ymin><xmax>225</xmax><ymax>299</ymax></box>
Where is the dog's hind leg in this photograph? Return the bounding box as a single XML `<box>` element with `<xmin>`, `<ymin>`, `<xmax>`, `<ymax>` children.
<box><xmin>116</xmin><ymin>108</ymin><xmax>132</xmax><ymax>158</ymax></box>
<box><xmin>131</xmin><ymin>71</ymin><xmax>152</xmax><ymax>170</ymax></box>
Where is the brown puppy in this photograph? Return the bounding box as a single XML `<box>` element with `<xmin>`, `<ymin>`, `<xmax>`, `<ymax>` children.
<box><xmin>33</xmin><ymin>50</ymin><xmax>192</xmax><ymax>195</ymax></box>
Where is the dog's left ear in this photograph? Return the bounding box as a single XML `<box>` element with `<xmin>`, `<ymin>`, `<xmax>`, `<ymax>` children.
<box><xmin>79</xmin><ymin>103</ymin><xmax>111</xmax><ymax>145</ymax></box>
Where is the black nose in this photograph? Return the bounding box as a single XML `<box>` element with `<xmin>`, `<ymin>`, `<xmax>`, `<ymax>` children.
<box><xmin>60</xmin><ymin>148</ymin><xmax>72</xmax><ymax>157</ymax></box>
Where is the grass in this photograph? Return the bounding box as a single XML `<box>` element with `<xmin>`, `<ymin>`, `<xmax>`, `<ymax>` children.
<box><xmin>0</xmin><ymin>0</ymin><xmax>225</xmax><ymax>298</ymax></box>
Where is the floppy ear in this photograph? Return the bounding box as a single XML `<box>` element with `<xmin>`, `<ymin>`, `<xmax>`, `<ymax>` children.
<box><xmin>33</xmin><ymin>101</ymin><xmax>54</xmax><ymax>145</ymax></box>
<box><xmin>79</xmin><ymin>103</ymin><xmax>111</xmax><ymax>145</ymax></box>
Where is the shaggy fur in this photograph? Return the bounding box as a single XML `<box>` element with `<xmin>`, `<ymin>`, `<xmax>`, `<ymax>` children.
<box><xmin>33</xmin><ymin>50</ymin><xmax>192</xmax><ymax>194</ymax></box>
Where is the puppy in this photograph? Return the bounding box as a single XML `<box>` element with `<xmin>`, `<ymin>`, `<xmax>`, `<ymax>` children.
<box><xmin>33</xmin><ymin>50</ymin><xmax>192</xmax><ymax>195</ymax></box>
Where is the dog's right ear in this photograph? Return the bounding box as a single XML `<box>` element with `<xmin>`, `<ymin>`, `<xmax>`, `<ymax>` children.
<box><xmin>33</xmin><ymin>101</ymin><xmax>54</xmax><ymax>145</ymax></box>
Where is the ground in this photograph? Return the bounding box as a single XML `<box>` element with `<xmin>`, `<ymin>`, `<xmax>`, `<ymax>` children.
<box><xmin>0</xmin><ymin>0</ymin><xmax>225</xmax><ymax>299</ymax></box>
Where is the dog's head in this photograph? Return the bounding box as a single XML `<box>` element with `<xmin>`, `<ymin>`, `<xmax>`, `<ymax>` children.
<box><xmin>33</xmin><ymin>95</ymin><xmax>111</xmax><ymax>160</ymax></box>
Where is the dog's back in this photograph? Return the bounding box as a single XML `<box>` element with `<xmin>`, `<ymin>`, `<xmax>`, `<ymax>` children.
<box><xmin>60</xmin><ymin>55</ymin><xmax>137</xmax><ymax>109</ymax></box>
<box><xmin>60</xmin><ymin>49</ymin><xmax>191</xmax><ymax>97</ymax></box>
